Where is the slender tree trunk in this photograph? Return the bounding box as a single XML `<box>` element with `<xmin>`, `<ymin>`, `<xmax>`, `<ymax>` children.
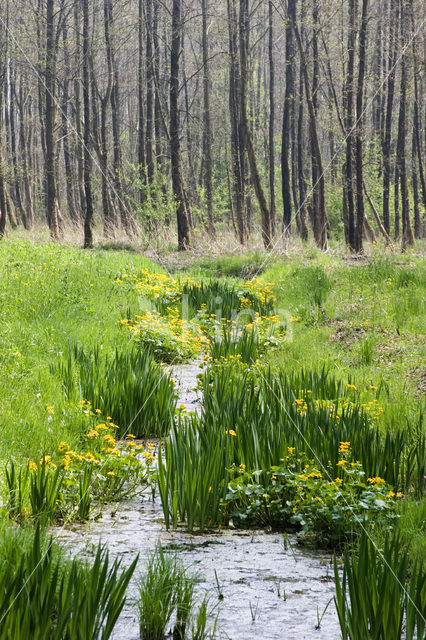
<box><xmin>153</xmin><ymin>1</ymin><xmax>162</xmax><ymax>166</ymax></box>
<box><xmin>268</xmin><ymin>0</ymin><xmax>276</xmax><ymax>236</ymax></box>
<box><xmin>138</xmin><ymin>0</ymin><xmax>146</xmax><ymax>201</ymax></box>
<box><xmin>145</xmin><ymin>0</ymin><xmax>154</xmax><ymax>183</ymax></box>
<box><xmin>293</xmin><ymin>19</ymin><xmax>328</xmax><ymax>250</ymax></box>
<box><xmin>239</xmin><ymin>0</ymin><xmax>271</xmax><ymax>248</ymax></box>
<box><xmin>106</xmin><ymin>0</ymin><xmax>135</xmax><ymax>235</ymax></box>
<box><xmin>0</xmin><ymin>60</ymin><xmax>6</xmax><ymax>237</ymax></box>
<box><xmin>170</xmin><ymin>0</ymin><xmax>190</xmax><ymax>249</ymax></box>
<box><xmin>410</xmin><ymin>2</ymin><xmax>426</xmax><ymax>208</ymax></box>
<box><xmin>17</xmin><ymin>80</ymin><xmax>35</xmax><ymax>228</ymax></box>
<box><xmin>228</xmin><ymin>0</ymin><xmax>246</xmax><ymax>244</ymax></box>
<box><xmin>297</xmin><ymin>1</ymin><xmax>308</xmax><ymax>241</ymax></box>
<box><xmin>45</xmin><ymin>0</ymin><xmax>61</xmax><ymax>239</ymax></box>
<box><xmin>61</xmin><ymin>22</ymin><xmax>79</xmax><ymax>225</ymax></box>
<box><xmin>100</xmin><ymin>0</ymin><xmax>116</xmax><ymax>237</ymax></box>
<box><xmin>201</xmin><ymin>0</ymin><xmax>215</xmax><ymax>237</ymax></box>
<box><xmin>343</xmin><ymin>0</ymin><xmax>357</xmax><ymax>250</ymax></box>
<box><xmin>354</xmin><ymin>0</ymin><xmax>369</xmax><ymax>253</ymax></box>
<box><xmin>8</xmin><ymin>75</ymin><xmax>26</xmax><ymax>227</ymax></box>
<box><xmin>397</xmin><ymin>0</ymin><xmax>414</xmax><ymax>250</ymax></box>
<box><xmin>74</xmin><ymin>2</ymin><xmax>85</xmax><ymax>220</ymax></box>
<box><xmin>382</xmin><ymin>0</ymin><xmax>399</xmax><ymax>234</ymax></box>
<box><xmin>411</xmin><ymin>111</ymin><xmax>421</xmax><ymax>238</ymax></box>
<box><xmin>82</xmin><ymin>0</ymin><xmax>93</xmax><ymax>248</ymax></box>
<box><xmin>281</xmin><ymin>0</ymin><xmax>295</xmax><ymax>236</ymax></box>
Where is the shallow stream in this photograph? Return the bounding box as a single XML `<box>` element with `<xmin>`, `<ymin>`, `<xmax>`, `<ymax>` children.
<box><xmin>55</xmin><ymin>361</ymin><xmax>342</xmax><ymax>640</ymax></box>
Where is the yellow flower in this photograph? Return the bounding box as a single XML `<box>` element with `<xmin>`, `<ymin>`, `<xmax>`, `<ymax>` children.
<box><xmin>58</xmin><ymin>441</ymin><xmax>69</xmax><ymax>452</ymax></box>
<box><xmin>46</xmin><ymin>406</ymin><xmax>55</xmax><ymax>414</ymax></box>
<box><xmin>125</xmin><ymin>434</ymin><xmax>136</xmax><ymax>439</ymax></box>
<box><xmin>368</xmin><ymin>476</ymin><xmax>385</xmax><ymax>485</ymax></box>
<box><xmin>396</xmin><ymin>492</ymin><xmax>403</xmax><ymax>498</ymax></box>
<box><xmin>107</xmin><ymin>471</ymin><xmax>115</xmax><ymax>476</ymax></box>
<box><xmin>262</xmin><ymin>493</ymin><xmax>269</xmax><ymax>499</ymax></box>
<box><xmin>39</xmin><ymin>455</ymin><xmax>51</xmax><ymax>465</ymax></box>
<box><xmin>95</xmin><ymin>408</ymin><xmax>102</xmax><ymax>414</ymax></box>
<box><xmin>287</xmin><ymin>447</ymin><xmax>295</xmax><ymax>454</ymax></box>
<box><xmin>226</xmin><ymin>429</ymin><xmax>237</xmax><ymax>437</ymax></box>
<box><xmin>337</xmin><ymin>460</ymin><xmax>346</xmax><ymax>466</ymax></box>
<box><xmin>386</xmin><ymin>491</ymin><xmax>395</xmax><ymax>499</ymax></box>
<box><xmin>103</xmin><ymin>434</ymin><xmax>116</xmax><ymax>445</ymax></box>
<box><xmin>338</xmin><ymin>441</ymin><xmax>350</xmax><ymax>453</ymax></box>
<box><xmin>27</xmin><ymin>460</ymin><xmax>37</xmax><ymax>472</ymax></box>
<box><xmin>347</xmin><ymin>384</ymin><xmax>357</xmax><ymax>390</ymax></box>
<box><xmin>87</xmin><ymin>429</ymin><xmax>99</xmax><ymax>438</ymax></box>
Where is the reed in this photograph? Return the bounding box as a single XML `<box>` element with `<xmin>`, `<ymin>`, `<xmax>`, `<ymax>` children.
<box><xmin>0</xmin><ymin>524</ymin><xmax>136</xmax><ymax>639</ymax></box>
<box><xmin>56</xmin><ymin>343</ymin><xmax>177</xmax><ymax>437</ymax></box>
<box><xmin>334</xmin><ymin>532</ymin><xmax>425</xmax><ymax>640</ymax></box>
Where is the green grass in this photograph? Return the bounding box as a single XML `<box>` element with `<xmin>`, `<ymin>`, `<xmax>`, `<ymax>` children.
<box><xmin>0</xmin><ymin>239</ymin><xmax>160</xmax><ymax>462</ymax></box>
<box><xmin>262</xmin><ymin>253</ymin><xmax>425</xmax><ymax>435</ymax></box>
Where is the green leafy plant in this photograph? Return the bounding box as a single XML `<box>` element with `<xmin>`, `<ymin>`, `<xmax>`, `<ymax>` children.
<box><xmin>29</xmin><ymin>458</ymin><xmax>63</xmax><ymax>522</ymax></box>
<box><xmin>334</xmin><ymin>532</ymin><xmax>425</xmax><ymax>640</ymax></box>
<box><xmin>138</xmin><ymin>544</ymin><xmax>216</xmax><ymax>640</ymax></box>
<box><xmin>0</xmin><ymin>524</ymin><xmax>136</xmax><ymax>640</ymax></box>
<box><xmin>158</xmin><ymin>415</ymin><xmax>231</xmax><ymax>532</ymax></box>
<box><xmin>208</xmin><ymin>326</ymin><xmax>259</xmax><ymax>364</ymax></box>
<box><xmin>55</xmin><ymin>344</ymin><xmax>177</xmax><ymax>437</ymax></box>
<box><xmin>223</xmin><ymin>452</ymin><xmax>398</xmax><ymax>546</ymax></box>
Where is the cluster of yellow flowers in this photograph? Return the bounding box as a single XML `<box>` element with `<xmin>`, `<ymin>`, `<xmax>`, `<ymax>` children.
<box><xmin>116</xmin><ymin>269</ymin><xmax>179</xmax><ymax>301</ymax></box>
<box><xmin>338</xmin><ymin>441</ymin><xmax>351</xmax><ymax>454</ymax></box>
<box><xmin>124</xmin><ymin>308</ymin><xmax>207</xmax><ymax>359</ymax></box>
<box><xmin>245</xmin><ymin>278</ymin><xmax>277</xmax><ymax>306</ymax></box>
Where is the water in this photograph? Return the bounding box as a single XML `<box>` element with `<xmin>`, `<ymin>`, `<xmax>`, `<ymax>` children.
<box><xmin>54</xmin><ymin>360</ymin><xmax>342</xmax><ymax>639</ymax></box>
<box><xmin>56</xmin><ymin>495</ymin><xmax>341</xmax><ymax>640</ymax></box>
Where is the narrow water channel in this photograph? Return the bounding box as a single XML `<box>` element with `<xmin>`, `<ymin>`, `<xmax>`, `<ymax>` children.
<box><xmin>55</xmin><ymin>361</ymin><xmax>342</xmax><ymax>639</ymax></box>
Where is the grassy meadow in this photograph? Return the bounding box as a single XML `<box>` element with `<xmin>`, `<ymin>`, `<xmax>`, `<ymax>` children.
<box><xmin>0</xmin><ymin>236</ymin><xmax>424</xmax><ymax>638</ymax></box>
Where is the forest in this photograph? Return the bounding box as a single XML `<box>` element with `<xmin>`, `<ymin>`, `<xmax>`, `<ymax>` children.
<box><xmin>0</xmin><ymin>0</ymin><xmax>424</xmax><ymax>251</ymax></box>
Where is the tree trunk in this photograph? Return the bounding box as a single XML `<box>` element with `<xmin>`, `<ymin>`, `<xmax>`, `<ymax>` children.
<box><xmin>45</xmin><ymin>0</ymin><xmax>61</xmax><ymax>239</ymax></box>
<box><xmin>145</xmin><ymin>0</ymin><xmax>154</xmax><ymax>184</ymax></box>
<box><xmin>239</xmin><ymin>0</ymin><xmax>272</xmax><ymax>249</ymax></box>
<box><xmin>170</xmin><ymin>0</ymin><xmax>190</xmax><ymax>249</ymax></box>
<box><xmin>82</xmin><ymin>0</ymin><xmax>94</xmax><ymax>248</ymax></box>
<box><xmin>397</xmin><ymin>0</ymin><xmax>414</xmax><ymax>250</ymax></box>
<box><xmin>138</xmin><ymin>0</ymin><xmax>146</xmax><ymax>201</ymax></box>
<box><xmin>61</xmin><ymin>22</ymin><xmax>79</xmax><ymax>226</ymax></box>
<box><xmin>354</xmin><ymin>0</ymin><xmax>369</xmax><ymax>253</ymax></box>
<box><xmin>343</xmin><ymin>0</ymin><xmax>357</xmax><ymax>250</ymax></box>
<box><xmin>0</xmin><ymin>59</ymin><xmax>7</xmax><ymax>236</ymax></box>
<box><xmin>268</xmin><ymin>0</ymin><xmax>276</xmax><ymax>236</ymax></box>
<box><xmin>281</xmin><ymin>0</ymin><xmax>295</xmax><ymax>236</ymax></box>
<box><xmin>201</xmin><ymin>0</ymin><xmax>215</xmax><ymax>237</ymax></box>
<box><xmin>293</xmin><ymin>19</ymin><xmax>328</xmax><ymax>250</ymax></box>
<box><xmin>382</xmin><ymin>0</ymin><xmax>399</xmax><ymax>234</ymax></box>
<box><xmin>227</xmin><ymin>0</ymin><xmax>246</xmax><ymax>244</ymax></box>
<box><xmin>297</xmin><ymin>0</ymin><xmax>308</xmax><ymax>241</ymax></box>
